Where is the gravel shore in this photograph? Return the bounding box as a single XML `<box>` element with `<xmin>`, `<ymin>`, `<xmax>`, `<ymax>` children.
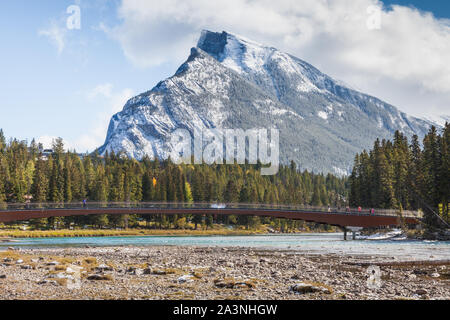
<box><xmin>0</xmin><ymin>246</ymin><xmax>449</xmax><ymax>300</ymax></box>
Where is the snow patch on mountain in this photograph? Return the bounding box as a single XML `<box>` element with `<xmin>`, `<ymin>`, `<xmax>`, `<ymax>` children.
<box><xmin>318</xmin><ymin>111</ymin><xmax>328</xmax><ymax>120</ymax></box>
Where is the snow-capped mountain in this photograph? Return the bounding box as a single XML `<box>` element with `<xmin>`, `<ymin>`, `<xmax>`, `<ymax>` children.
<box><xmin>98</xmin><ymin>30</ymin><xmax>434</xmax><ymax>174</ymax></box>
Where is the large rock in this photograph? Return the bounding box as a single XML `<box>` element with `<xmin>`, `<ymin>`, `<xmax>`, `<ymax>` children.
<box><xmin>38</xmin><ymin>280</ymin><xmax>58</xmax><ymax>286</ymax></box>
<box><xmin>214</xmin><ymin>278</ymin><xmax>255</xmax><ymax>289</ymax></box>
<box><xmin>87</xmin><ymin>274</ymin><xmax>113</xmax><ymax>281</ymax></box>
<box><xmin>431</xmin><ymin>273</ymin><xmax>440</xmax><ymax>278</ymax></box>
<box><xmin>20</xmin><ymin>265</ymin><xmax>32</xmax><ymax>270</ymax></box>
<box><xmin>290</xmin><ymin>282</ymin><xmax>332</xmax><ymax>294</ymax></box>
<box><xmin>96</xmin><ymin>264</ymin><xmax>114</xmax><ymax>272</ymax></box>
<box><xmin>177</xmin><ymin>275</ymin><xmax>195</xmax><ymax>284</ymax></box>
<box><xmin>52</xmin><ymin>273</ymin><xmax>75</xmax><ymax>280</ymax></box>
<box><xmin>126</xmin><ymin>267</ymin><xmax>144</xmax><ymax>275</ymax></box>
<box><xmin>415</xmin><ymin>289</ymin><xmax>428</xmax><ymax>295</ymax></box>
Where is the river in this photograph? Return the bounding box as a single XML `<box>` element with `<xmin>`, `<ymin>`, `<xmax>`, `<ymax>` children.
<box><xmin>1</xmin><ymin>233</ymin><xmax>449</xmax><ymax>261</ymax></box>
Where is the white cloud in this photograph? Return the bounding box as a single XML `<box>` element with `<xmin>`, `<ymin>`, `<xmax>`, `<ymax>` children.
<box><xmin>37</xmin><ymin>85</ymin><xmax>134</xmax><ymax>153</ymax></box>
<box><xmin>39</xmin><ymin>21</ymin><xmax>67</xmax><ymax>55</ymax></box>
<box><xmin>87</xmin><ymin>83</ymin><xmax>134</xmax><ymax>114</ymax></box>
<box><xmin>88</xmin><ymin>83</ymin><xmax>114</xmax><ymax>100</ymax></box>
<box><xmin>37</xmin><ymin>135</ymin><xmax>74</xmax><ymax>151</ymax></box>
<box><xmin>107</xmin><ymin>0</ymin><xmax>450</xmax><ymax>121</ymax></box>
<box><xmin>73</xmin><ymin>84</ymin><xmax>135</xmax><ymax>152</ymax></box>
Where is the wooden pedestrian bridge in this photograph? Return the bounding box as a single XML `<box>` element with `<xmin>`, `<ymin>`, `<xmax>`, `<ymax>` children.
<box><xmin>0</xmin><ymin>202</ymin><xmax>422</xmax><ymax>235</ymax></box>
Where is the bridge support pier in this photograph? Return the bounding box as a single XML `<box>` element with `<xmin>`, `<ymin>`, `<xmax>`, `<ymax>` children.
<box><xmin>347</xmin><ymin>227</ymin><xmax>363</xmax><ymax>241</ymax></box>
<box><xmin>343</xmin><ymin>228</ymin><xmax>347</xmax><ymax>241</ymax></box>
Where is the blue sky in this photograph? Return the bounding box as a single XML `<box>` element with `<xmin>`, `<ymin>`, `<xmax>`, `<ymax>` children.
<box><xmin>383</xmin><ymin>0</ymin><xmax>450</xmax><ymax>18</ymax></box>
<box><xmin>1</xmin><ymin>0</ymin><xmax>449</xmax><ymax>152</ymax></box>
<box><xmin>0</xmin><ymin>0</ymin><xmax>178</xmax><ymax>151</ymax></box>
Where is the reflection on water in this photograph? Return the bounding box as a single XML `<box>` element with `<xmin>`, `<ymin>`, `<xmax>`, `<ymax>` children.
<box><xmin>1</xmin><ymin>233</ymin><xmax>449</xmax><ymax>261</ymax></box>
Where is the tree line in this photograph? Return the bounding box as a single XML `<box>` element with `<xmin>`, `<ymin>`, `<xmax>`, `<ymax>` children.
<box><xmin>349</xmin><ymin>124</ymin><xmax>450</xmax><ymax>229</ymax></box>
<box><xmin>0</xmin><ymin>130</ymin><xmax>348</xmax><ymax>231</ymax></box>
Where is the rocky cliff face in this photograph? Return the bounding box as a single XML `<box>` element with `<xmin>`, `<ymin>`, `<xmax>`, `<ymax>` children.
<box><xmin>99</xmin><ymin>30</ymin><xmax>433</xmax><ymax>175</ymax></box>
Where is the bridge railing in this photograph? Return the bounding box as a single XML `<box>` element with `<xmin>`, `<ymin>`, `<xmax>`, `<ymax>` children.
<box><xmin>0</xmin><ymin>202</ymin><xmax>423</xmax><ymax>219</ymax></box>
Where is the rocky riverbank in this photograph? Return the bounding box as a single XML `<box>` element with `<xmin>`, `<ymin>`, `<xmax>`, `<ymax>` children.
<box><xmin>0</xmin><ymin>246</ymin><xmax>449</xmax><ymax>300</ymax></box>
<box><xmin>418</xmin><ymin>229</ymin><xmax>450</xmax><ymax>241</ymax></box>
<box><xmin>359</xmin><ymin>228</ymin><xmax>450</xmax><ymax>241</ymax></box>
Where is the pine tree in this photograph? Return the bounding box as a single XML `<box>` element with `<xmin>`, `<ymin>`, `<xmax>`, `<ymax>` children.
<box><xmin>24</xmin><ymin>160</ymin><xmax>35</xmax><ymax>196</ymax></box>
<box><xmin>0</xmin><ymin>153</ymin><xmax>7</xmax><ymax>206</ymax></box>
<box><xmin>409</xmin><ymin>135</ymin><xmax>423</xmax><ymax>209</ymax></box>
<box><xmin>63</xmin><ymin>156</ymin><xmax>73</xmax><ymax>203</ymax></box>
<box><xmin>142</xmin><ymin>172</ymin><xmax>154</xmax><ymax>201</ymax></box>
<box><xmin>349</xmin><ymin>155</ymin><xmax>361</xmax><ymax>207</ymax></box>
<box><xmin>392</xmin><ymin>131</ymin><xmax>411</xmax><ymax>209</ymax></box>
<box><xmin>422</xmin><ymin>126</ymin><xmax>442</xmax><ymax>228</ymax></box>
<box><xmin>225</xmin><ymin>179</ymin><xmax>240</xmax><ymax>203</ymax></box>
<box><xmin>349</xmin><ymin>127</ymin><xmax>448</xmax><ymax>230</ymax></box>
<box><xmin>439</xmin><ymin>123</ymin><xmax>450</xmax><ymax>222</ymax></box>
<box><xmin>83</xmin><ymin>156</ymin><xmax>96</xmax><ymax>199</ymax></box>
<box><xmin>32</xmin><ymin>158</ymin><xmax>48</xmax><ymax>203</ymax></box>
<box><xmin>72</xmin><ymin>155</ymin><xmax>86</xmax><ymax>201</ymax></box>
<box><xmin>49</xmin><ymin>157</ymin><xmax>64</xmax><ymax>203</ymax></box>
<box><xmin>311</xmin><ymin>184</ymin><xmax>322</xmax><ymax>206</ymax></box>
<box><xmin>0</xmin><ymin>129</ymin><xmax>5</xmax><ymax>153</ymax></box>
<box><xmin>184</xmin><ymin>182</ymin><xmax>194</xmax><ymax>203</ymax></box>
<box><xmin>205</xmin><ymin>215</ymin><xmax>213</xmax><ymax>230</ymax></box>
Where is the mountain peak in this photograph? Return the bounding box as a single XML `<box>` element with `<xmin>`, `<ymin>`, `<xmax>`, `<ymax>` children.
<box><xmin>197</xmin><ymin>30</ymin><xmax>228</xmax><ymax>59</ymax></box>
<box><xmin>99</xmin><ymin>30</ymin><xmax>433</xmax><ymax>174</ymax></box>
<box><xmin>174</xmin><ymin>46</ymin><xmax>218</xmax><ymax>77</ymax></box>
<box><xmin>197</xmin><ymin>30</ymin><xmax>277</xmax><ymax>78</ymax></box>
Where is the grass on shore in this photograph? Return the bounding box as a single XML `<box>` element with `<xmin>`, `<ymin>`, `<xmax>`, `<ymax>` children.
<box><xmin>0</xmin><ymin>227</ymin><xmax>266</xmax><ymax>239</ymax></box>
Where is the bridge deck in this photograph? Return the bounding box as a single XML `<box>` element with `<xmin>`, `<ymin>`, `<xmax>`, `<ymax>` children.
<box><xmin>0</xmin><ymin>203</ymin><xmax>422</xmax><ymax>228</ymax></box>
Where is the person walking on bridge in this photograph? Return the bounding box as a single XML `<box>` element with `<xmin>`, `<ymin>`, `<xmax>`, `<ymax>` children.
<box><xmin>83</xmin><ymin>199</ymin><xmax>87</xmax><ymax>209</ymax></box>
<box><xmin>358</xmin><ymin>206</ymin><xmax>362</xmax><ymax>214</ymax></box>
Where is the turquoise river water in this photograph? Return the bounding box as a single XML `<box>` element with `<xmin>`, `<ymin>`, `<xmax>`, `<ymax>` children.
<box><xmin>1</xmin><ymin>233</ymin><xmax>449</xmax><ymax>261</ymax></box>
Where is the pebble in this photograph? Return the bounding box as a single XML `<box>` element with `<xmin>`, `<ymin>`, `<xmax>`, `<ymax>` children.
<box><xmin>87</xmin><ymin>274</ymin><xmax>112</xmax><ymax>281</ymax></box>
<box><xmin>415</xmin><ymin>289</ymin><xmax>428</xmax><ymax>295</ymax></box>
<box><xmin>177</xmin><ymin>275</ymin><xmax>195</xmax><ymax>284</ymax></box>
<box><xmin>96</xmin><ymin>264</ymin><xmax>113</xmax><ymax>272</ymax></box>
<box><xmin>53</xmin><ymin>273</ymin><xmax>75</xmax><ymax>280</ymax></box>
<box><xmin>38</xmin><ymin>280</ymin><xmax>58</xmax><ymax>286</ymax></box>
<box><xmin>431</xmin><ymin>273</ymin><xmax>440</xmax><ymax>278</ymax></box>
<box><xmin>290</xmin><ymin>283</ymin><xmax>331</xmax><ymax>295</ymax></box>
